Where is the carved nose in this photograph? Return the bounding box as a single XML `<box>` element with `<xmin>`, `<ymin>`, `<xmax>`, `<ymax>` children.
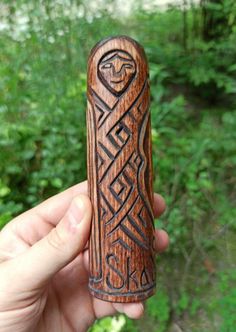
<box><xmin>113</xmin><ymin>65</ymin><xmax>124</xmax><ymax>77</ymax></box>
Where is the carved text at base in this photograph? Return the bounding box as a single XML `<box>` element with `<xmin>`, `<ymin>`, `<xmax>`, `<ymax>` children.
<box><xmin>87</xmin><ymin>36</ymin><xmax>155</xmax><ymax>303</ymax></box>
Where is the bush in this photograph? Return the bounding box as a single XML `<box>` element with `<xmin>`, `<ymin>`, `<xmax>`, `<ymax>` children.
<box><xmin>0</xmin><ymin>1</ymin><xmax>235</xmax><ymax>330</ymax></box>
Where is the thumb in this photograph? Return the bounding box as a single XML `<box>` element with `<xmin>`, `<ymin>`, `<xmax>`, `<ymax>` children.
<box><xmin>6</xmin><ymin>194</ymin><xmax>92</xmax><ymax>289</ymax></box>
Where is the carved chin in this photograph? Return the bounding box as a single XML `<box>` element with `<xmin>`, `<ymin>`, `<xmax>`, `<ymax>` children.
<box><xmin>100</xmin><ymin>75</ymin><xmax>134</xmax><ymax>95</ymax></box>
<box><xmin>109</xmin><ymin>81</ymin><xmax>127</xmax><ymax>94</ymax></box>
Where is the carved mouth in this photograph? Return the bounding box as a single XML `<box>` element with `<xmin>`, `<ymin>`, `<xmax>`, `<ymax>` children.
<box><xmin>110</xmin><ymin>79</ymin><xmax>124</xmax><ymax>84</ymax></box>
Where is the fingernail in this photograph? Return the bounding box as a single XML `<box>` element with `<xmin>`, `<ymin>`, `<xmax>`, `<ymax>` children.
<box><xmin>67</xmin><ymin>196</ymin><xmax>85</xmax><ymax>231</ymax></box>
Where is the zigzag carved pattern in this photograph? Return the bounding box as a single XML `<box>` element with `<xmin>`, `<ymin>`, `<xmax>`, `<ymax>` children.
<box><xmin>95</xmin><ymin>78</ymin><xmax>154</xmax><ymax>250</ymax></box>
<box><xmin>87</xmin><ymin>38</ymin><xmax>155</xmax><ymax>303</ymax></box>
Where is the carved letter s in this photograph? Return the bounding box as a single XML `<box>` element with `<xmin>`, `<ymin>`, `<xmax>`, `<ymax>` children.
<box><xmin>105</xmin><ymin>253</ymin><xmax>125</xmax><ymax>290</ymax></box>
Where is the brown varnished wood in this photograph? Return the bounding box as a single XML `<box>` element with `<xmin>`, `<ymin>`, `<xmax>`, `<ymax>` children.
<box><xmin>87</xmin><ymin>36</ymin><xmax>155</xmax><ymax>303</ymax></box>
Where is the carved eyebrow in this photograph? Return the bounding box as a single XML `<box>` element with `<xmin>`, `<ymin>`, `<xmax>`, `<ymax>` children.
<box><xmin>101</xmin><ymin>52</ymin><xmax>134</xmax><ymax>64</ymax></box>
<box><xmin>117</xmin><ymin>55</ymin><xmax>133</xmax><ymax>62</ymax></box>
<box><xmin>101</xmin><ymin>52</ymin><xmax>118</xmax><ymax>63</ymax></box>
<box><xmin>101</xmin><ymin>55</ymin><xmax>134</xmax><ymax>64</ymax></box>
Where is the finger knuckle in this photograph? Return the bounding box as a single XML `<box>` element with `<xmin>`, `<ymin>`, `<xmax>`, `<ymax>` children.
<box><xmin>46</xmin><ymin>228</ymin><xmax>65</xmax><ymax>252</ymax></box>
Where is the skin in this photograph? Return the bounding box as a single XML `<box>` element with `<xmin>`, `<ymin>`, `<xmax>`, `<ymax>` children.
<box><xmin>0</xmin><ymin>180</ymin><xmax>168</xmax><ymax>332</ymax></box>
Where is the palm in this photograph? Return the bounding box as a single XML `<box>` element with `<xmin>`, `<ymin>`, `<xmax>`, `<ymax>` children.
<box><xmin>41</xmin><ymin>253</ymin><xmax>96</xmax><ymax>331</ymax></box>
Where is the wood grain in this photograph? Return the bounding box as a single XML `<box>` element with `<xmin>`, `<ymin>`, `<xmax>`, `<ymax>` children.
<box><xmin>87</xmin><ymin>36</ymin><xmax>155</xmax><ymax>303</ymax></box>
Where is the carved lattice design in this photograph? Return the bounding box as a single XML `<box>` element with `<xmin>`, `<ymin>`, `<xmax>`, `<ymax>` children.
<box><xmin>87</xmin><ymin>36</ymin><xmax>155</xmax><ymax>302</ymax></box>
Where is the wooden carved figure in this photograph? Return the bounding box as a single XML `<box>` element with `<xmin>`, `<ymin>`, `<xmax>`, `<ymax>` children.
<box><xmin>87</xmin><ymin>36</ymin><xmax>155</xmax><ymax>303</ymax></box>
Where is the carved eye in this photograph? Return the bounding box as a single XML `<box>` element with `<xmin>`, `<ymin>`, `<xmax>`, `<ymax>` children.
<box><xmin>124</xmin><ymin>64</ymin><xmax>133</xmax><ymax>69</ymax></box>
<box><xmin>102</xmin><ymin>63</ymin><xmax>112</xmax><ymax>69</ymax></box>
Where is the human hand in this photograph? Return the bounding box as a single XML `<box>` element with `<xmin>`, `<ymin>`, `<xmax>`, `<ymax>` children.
<box><xmin>0</xmin><ymin>180</ymin><xmax>168</xmax><ymax>332</ymax></box>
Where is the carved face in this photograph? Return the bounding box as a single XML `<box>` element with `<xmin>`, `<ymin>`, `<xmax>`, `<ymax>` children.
<box><xmin>98</xmin><ymin>51</ymin><xmax>136</xmax><ymax>95</ymax></box>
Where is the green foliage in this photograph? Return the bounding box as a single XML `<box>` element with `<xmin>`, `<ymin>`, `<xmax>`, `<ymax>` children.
<box><xmin>219</xmin><ymin>274</ymin><xmax>236</xmax><ymax>330</ymax></box>
<box><xmin>213</xmin><ymin>270</ymin><xmax>236</xmax><ymax>332</ymax></box>
<box><xmin>0</xmin><ymin>179</ymin><xmax>22</xmax><ymax>228</ymax></box>
<box><xmin>133</xmin><ymin>2</ymin><xmax>236</xmax><ymax>103</ymax></box>
<box><xmin>146</xmin><ymin>288</ymin><xmax>170</xmax><ymax>332</ymax></box>
<box><xmin>89</xmin><ymin>316</ymin><xmax>129</xmax><ymax>332</ymax></box>
<box><xmin>0</xmin><ymin>1</ymin><xmax>236</xmax><ymax>331</ymax></box>
<box><xmin>89</xmin><ymin>317</ymin><xmax>114</xmax><ymax>332</ymax></box>
<box><xmin>175</xmin><ymin>291</ymin><xmax>189</xmax><ymax>316</ymax></box>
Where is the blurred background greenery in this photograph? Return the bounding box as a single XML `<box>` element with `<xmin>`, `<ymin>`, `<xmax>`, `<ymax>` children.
<box><xmin>0</xmin><ymin>0</ymin><xmax>236</xmax><ymax>331</ymax></box>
